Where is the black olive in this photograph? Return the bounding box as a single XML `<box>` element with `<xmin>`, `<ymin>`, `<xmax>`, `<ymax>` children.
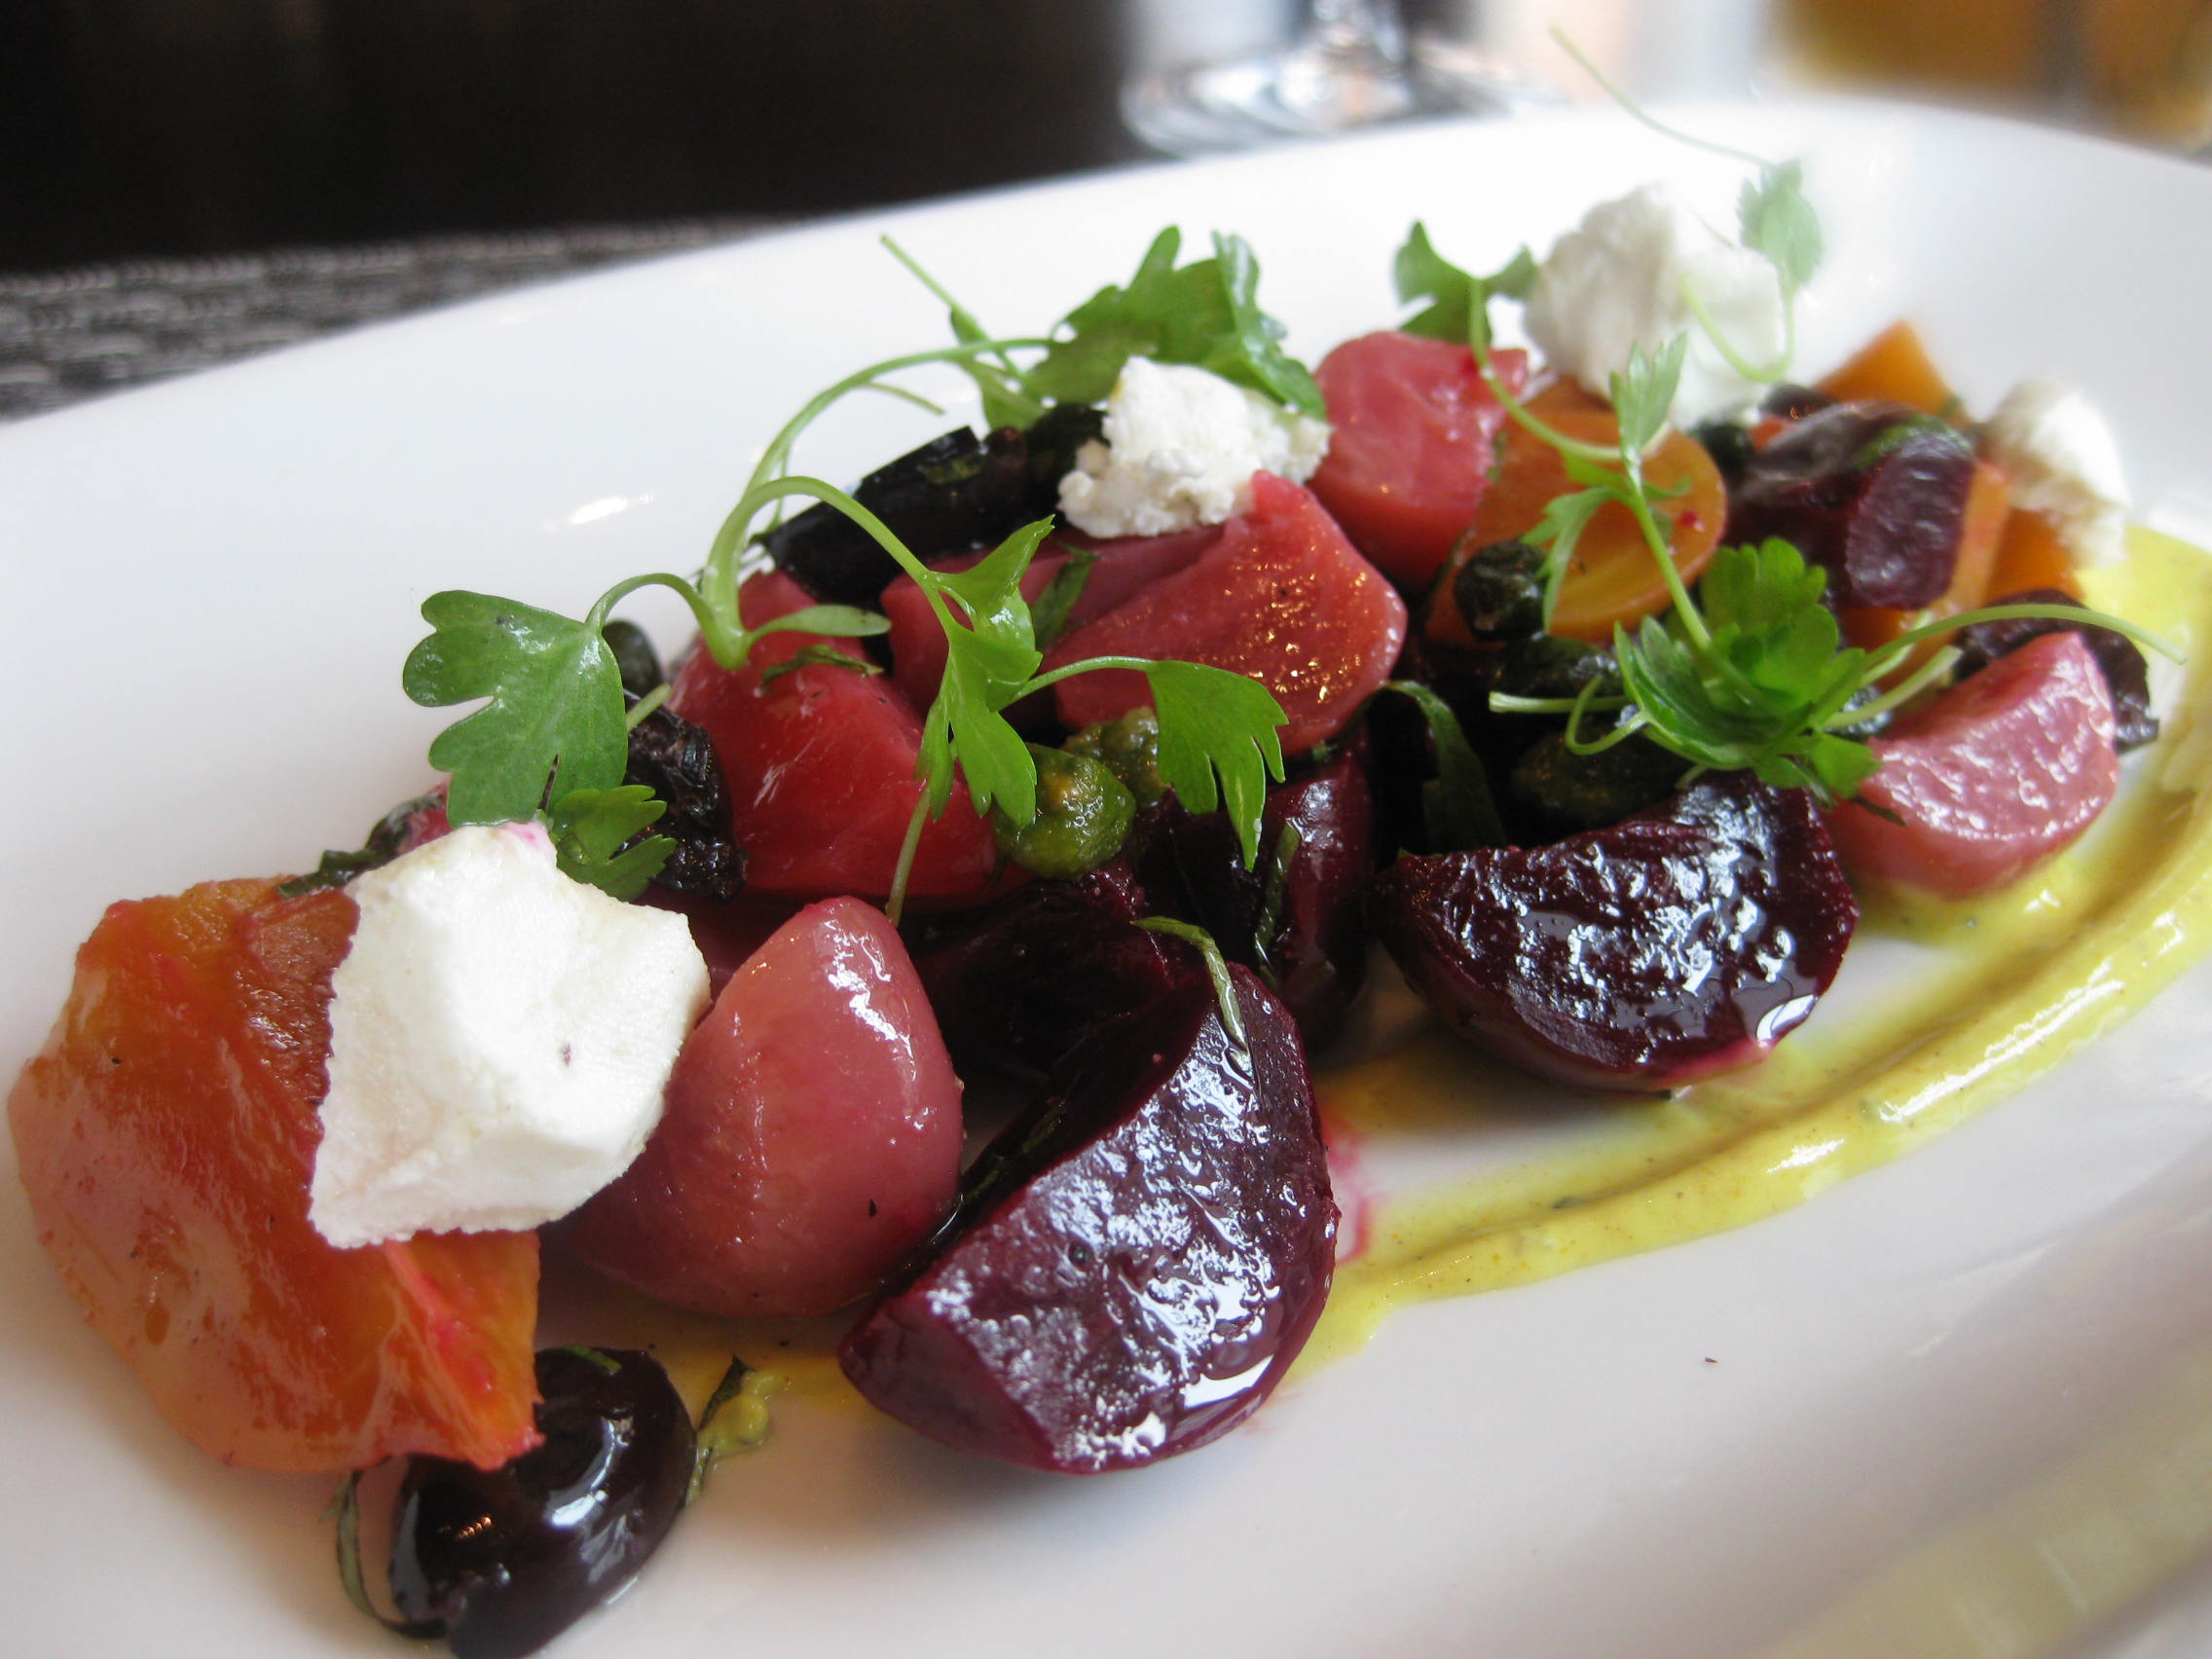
<box><xmin>601</xmin><ymin>620</ymin><xmax>666</xmax><ymax>699</ymax></box>
<box><xmin>623</xmin><ymin>702</ymin><xmax>748</xmax><ymax>902</ymax></box>
<box><xmin>1492</xmin><ymin>634</ymin><xmax>1619</xmax><ymax>705</ymax></box>
<box><xmin>389</xmin><ymin>1347</ymin><xmax>694</xmax><ymax>1659</ymax></box>
<box><xmin>1760</xmin><ymin>383</ymin><xmax>1834</xmax><ymax>421</ymax></box>
<box><xmin>1689</xmin><ymin>420</ymin><xmax>1757</xmax><ymax>483</ymax></box>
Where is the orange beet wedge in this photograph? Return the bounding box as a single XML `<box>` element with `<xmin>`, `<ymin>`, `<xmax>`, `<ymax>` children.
<box><xmin>9</xmin><ymin>878</ymin><xmax>541</xmax><ymax>1473</ymax></box>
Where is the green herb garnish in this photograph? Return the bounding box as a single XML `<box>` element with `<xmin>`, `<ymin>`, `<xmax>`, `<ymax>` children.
<box><xmin>896</xmin><ymin>227</ymin><xmax>1325</xmax><ymax>423</ymax></box>
<box><xmin>407</xmin><ymin>241</ymin><xmax>1299</xmax><ymax>915</ymax></box>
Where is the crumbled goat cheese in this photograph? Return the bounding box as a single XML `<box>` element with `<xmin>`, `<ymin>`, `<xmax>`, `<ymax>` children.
<box><xmin>1523</xmin><ymin>182</ymin><xmax>1788</xmax><ymax>428</ymax></box>
<box><xmin>1057</xmin><ymin>357</ymin><xmax>1331</xmax><ymax>537</ymax></box>
<box><xmin>309</xmin><ymin>821</ymin><xmax>709</xmax><ymax>1247</ymax></box>
<box><xmin>1984</xmin><ymin>378</ymin><xmax>2130</xmax><ymax>566</ymax></box>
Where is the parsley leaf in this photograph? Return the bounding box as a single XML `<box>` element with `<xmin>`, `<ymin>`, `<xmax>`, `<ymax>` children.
<box><xmin>1027</xmin><ymin>229</ymin><xmax>1324</xmax><ymax>416</ymax></box>
<box><xmin>544</xmin><ymin>785</ymin><xmax>673</xmax><ymax>900</ymax></box>
<box><xmin>914</xmin><ymin>520</ymin><xmax>1053</xmax><ymax>825</ymax></box>
<box><xmin>756</xmin><ymin>644</ymin><xmax>883</xmax><ymax>687</ymax></box>
<box><xmin>1029</xmin><ymin>546</ymin><xmax>1097</xmax><ymax>649</ymax></box>
<box><xmin>1739</xmin><ymin>161</ymin><xmax>1824</xmax><ymax>298</ymax></box>
<box><xmin>1609</xmin><ymin>337</ymin><xmax>1687</xmax><ymax>457</ymax></box>
<box><xmin>1392</xmin><ymin>223</ymin><xmax>1535</xmax><ymax>353</ymax></box>
<box><xmin>1145</xmin><ymin>660</ymin><xmax>1287</xmax><ymax>866</ymax></box>
<box><xmin>404</xmin><ymin>591</ymin><xmax>629</xmax><ymax>826</ymax></box>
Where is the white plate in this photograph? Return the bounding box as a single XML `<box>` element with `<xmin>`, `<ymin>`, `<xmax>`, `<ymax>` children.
<box><xmin>7</xmin><ymin>99</ymin><xmax>2212</xmax><ymax>1659</ymax></box>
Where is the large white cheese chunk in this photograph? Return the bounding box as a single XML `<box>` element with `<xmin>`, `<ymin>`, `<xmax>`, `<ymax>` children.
<box><xmin>1057</xmin><ymin>356</ymin><xmax>1331</xmax><ymax>537</ymax></box>
<box><xmin>1523</xmin><ymin>182</ymin><xmax>1788</xmax><ymax>428</ymax></box>
<box><xmin>309</xmin><ymin>820</ymin><xmax>709</xmax><ymax>1248</ymax></box>
<box><xmin>1985</xmin><ymin>377</ymin><xmax>2130</xmax><ymax>567</ymax></box>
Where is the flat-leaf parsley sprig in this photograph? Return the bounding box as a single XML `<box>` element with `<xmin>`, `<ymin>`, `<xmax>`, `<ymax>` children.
<box><xmin>891</xmin><ymin>227</ymin><xmax>1326</xmax><ymax>432</ymax></box>
<box><xmin>1398</xmin><ymin>252</ymin><xmax>2178</xmax><ymax>801</ymax></box>
<box><xmin>1387</xmin><ymin>173</ymin><xmax>2173</xmax><ymax>804</ymax></box>
<box><xmin>407</xmin><ymin>235</ymin><xmax>1307</xmax><ymax>910</ymax></box>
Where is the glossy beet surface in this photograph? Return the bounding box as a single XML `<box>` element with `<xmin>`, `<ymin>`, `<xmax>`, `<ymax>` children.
<box><xmin>1307</xmin><ymin>331</ymin><xmax>1530</xmax><ymax>587</ymax></box>
<box><xmin>908</xmin><ymin>859</ymin><xmax>1196</xmax><ymax>1082</ymax></box>
<box><xmin>1046</xmin><ymin>473</ymin><xmax>1408</xmax><ymax>754</ymax></box>
<box><xmin>1827</xmin><ymin>631</ymin><xmax>2119</xmax><ymax>896</ymax></box>
<box><xmin>1727</xmin><ymin>402</ymin><xmax>1975</xmax><ymax>609</ymax></box>
<box><xmin>839</xmin><ymin>968</ymin><xmax>1337</xmax><ymax>1473</ymax></box>
<box><xmin>1371</xmin><ymin>775</ymin><xmax>1859</xmax><ymax>1090</ymax></box>
<box><xmin>566</xmin><ymin>898</ymin><xmax>964</xmax><ymax>1317</ymax></box>
<box><xmin>1153</xmin><ymin>743</ymin><xmax>1376</xmax><ymax>1051</ymax></box>
<box><xmin>391</xmin><ymin>1347</ymin><xmax>693</xmax><ymax>1659</ymax></box>
<box><xmin>1953</xmin><ymin>586</ymin><xmax>2158</xmax><ymax>752</ymax></box>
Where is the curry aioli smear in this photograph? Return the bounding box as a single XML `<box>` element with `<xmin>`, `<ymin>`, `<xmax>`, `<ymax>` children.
<box><xmin>1308</xmin><ymin>529</ymin><xmax>2212</xmax><ymax>1365</ymax></box>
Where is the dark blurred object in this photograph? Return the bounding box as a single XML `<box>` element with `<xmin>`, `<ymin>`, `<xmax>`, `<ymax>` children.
<box><xmin>0</xmin><ymin>0</ymin><xmax>1143</xmax><ymax>272</ymax></box>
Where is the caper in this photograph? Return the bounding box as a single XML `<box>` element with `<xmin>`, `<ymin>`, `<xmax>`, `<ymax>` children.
<box><xmin>1447</xmin><ymin>538</ymin><xmax>1549</xmax><ymax>640</ymax></box>
<box><xmin>991</xmin><ymin>745</ymin><xmax>1135</xmax><ymax>878</ymax></box>
<box><xmin>1493</xmin><ymin>634</ymin><xmax>1620</xmax><ymax>705</ymax></box>
<box><xmin>1508</xmin><ymin>728</ymin><xmax>1683</xmax><ymax>836</ymax></box>
<box><xmin>1063</xmin><ymin>708</ymin><xmax>1166</xmax><ymax>807</ymax></box>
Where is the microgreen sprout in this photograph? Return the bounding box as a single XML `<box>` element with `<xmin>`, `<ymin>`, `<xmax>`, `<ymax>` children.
<box><xmin>407</xmin><ymin>236</ymin><xmax>1307</xmax><ymax>914</ymax></box>
<box><xmin>1390</xmin><ymin>117</ymin><xmax>2175</xmax><ymax>808</ymax></box>
<box><xmin>1137</xmin><ymin>917</ymin><xmax>1248</xmax><ymax>1054</ymax></box>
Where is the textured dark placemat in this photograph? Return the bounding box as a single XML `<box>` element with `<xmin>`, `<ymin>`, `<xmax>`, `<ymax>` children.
<box><xmin>0</xmin><ymin>217</ymin><xmax>784</xmax><ymax>423</ymax></box>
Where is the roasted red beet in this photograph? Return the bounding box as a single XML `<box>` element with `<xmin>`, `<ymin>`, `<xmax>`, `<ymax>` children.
<box><xmin>906</xmin><ymin>859</ymin><xmax>1197</xmax><ymax>1082</ymax></box>
<box><xmin>1727</xmin><ymin>402</ymin><xmax>1975</xmax><ymax>609</ymax></box>
<box><xmin>1045</xmin><ymin>474</ymin><xmax>1409</xmax><ymax>754</ymax></box>
<box><xmin>1826</xmin><ymin>630</ymin><xmax>2119</xmax><ymax>896</ymax></box>
<box><xmin>1952</xmin><ymin>586</ymin><xmax>2158</xmax><ymax>752</ymax></box>
<box><xmin>1150</xmin><ymin>743</ymin><xmax>1376</xmax><ymax>1051</ymax></box>
<box><xmin>1370</xmin><ymin>775</ymin><xmax>1858</xmax><ymax>1089</ymax></box>
<box><xmin>839</xmin><ymin>967</ymin><xmax>1337</xmax><ymax>1474</ymax></box>
<box><xmin>1307</xmin><ymin>331</ymin><xmax>1530</xmax><ymax>587</ymax></box>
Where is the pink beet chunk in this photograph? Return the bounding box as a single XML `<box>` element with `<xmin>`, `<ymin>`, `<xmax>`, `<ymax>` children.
<box><xmin>564</xmin><ymin>898</ymin><xmax>964</xmax><ymax>1318</ymax></box>
<box><xmin>1046</xmin><ymin>473</ymin><xmax>1407</xmax><ymax>754</ymax></box>
<box><xmin>1828</xmin><ymin>630</ymin><xmax>2120</xmax><ymax>896</ymax></box>
<box><xmin>1307</xmin><ymin>332</ymin><xmax>1529</xmax><ymax>588</ymax></box>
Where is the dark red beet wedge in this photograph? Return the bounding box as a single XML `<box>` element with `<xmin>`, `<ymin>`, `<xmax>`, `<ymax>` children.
<box><xmin>838</xmin><ymin>967</ymin><xmax>1337</xmax><ymax>1474</ymax></box>
<box><xmin>1727</xmin><ymin>401</ymin><xmax>1975</xmax><ymax>609</ymax></box>
<box><xmin>1151</xmin><ymin>743</ymin><xmax>1377</xmax><ymax>1051</ymax></box>
<box><xmin>905</xmin><ymin>859</ymin><xmax>1197</xmax><ymax>1083</ymax></box>
<box><xmin>1370</xmin><ymin>775</ymin><xmax>1858</xmax><ymax>1090</ymax></box>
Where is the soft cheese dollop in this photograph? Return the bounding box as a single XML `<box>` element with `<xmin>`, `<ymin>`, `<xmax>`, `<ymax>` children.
<box><xmin>1984</xmin><ymin>378</ymin><xmax>2130</xmax><ymax>567</ymax></box>
<box><xmin>1058</xmin><ymin>357</ymin><xmax>1331</xmax><ymax>537</ymax></box>
<box><xmin>309</xmin><ymin>821</ymin><xmax>710</xmax><ymax>1248</ymax></box>
<box><xmin>1524</xmin><ymin>182</ymin><xmax>1788</xmax><ymax>427</ymax></box>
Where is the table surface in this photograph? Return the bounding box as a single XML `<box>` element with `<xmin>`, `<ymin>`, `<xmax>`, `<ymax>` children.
<box><xmin>0</xmin><ymin>218</ymin><xmax>790</xmax><ymax>423</ymax></box>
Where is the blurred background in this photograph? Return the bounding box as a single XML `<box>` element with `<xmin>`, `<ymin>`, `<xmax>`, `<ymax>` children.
<box><xmin>4</xmin><ymin>0</ymin><xmax>2207</xmax><ymax>414</ymax></box>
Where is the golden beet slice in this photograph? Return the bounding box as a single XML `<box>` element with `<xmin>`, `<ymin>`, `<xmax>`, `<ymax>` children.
<box><xmin>9</xmin><ymin>878</ymin><xmax>540</xmax><ymax>1473</ymax></box>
